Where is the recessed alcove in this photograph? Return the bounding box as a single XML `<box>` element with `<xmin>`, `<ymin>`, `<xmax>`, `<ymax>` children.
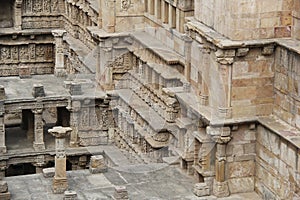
<box><xmin>0</xmin><ymin>0</ymin><xmax>14</xmax><ymax>28</ymax></box>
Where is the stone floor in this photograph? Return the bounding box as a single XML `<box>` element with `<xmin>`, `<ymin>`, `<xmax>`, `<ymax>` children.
<box><xmin>5</xmin><ymin>163</ymin><xmax>262</xmax><ymax>200</ymax></box>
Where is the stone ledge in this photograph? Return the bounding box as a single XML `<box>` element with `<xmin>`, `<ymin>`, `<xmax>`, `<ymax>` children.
<box><xmin>258</xmin><ymin>116</ymin><xmax>300</xmax><ymax>149</ymax></box>
<box><xmin>186</xmin><ymin>17</ymin><xmax>300</xmax><ymax>55</ymax></box>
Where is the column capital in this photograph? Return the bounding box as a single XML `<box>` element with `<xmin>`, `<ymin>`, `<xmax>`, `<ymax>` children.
<box><xmin>52</xmin><ymin>30</ymin><xmax>67</xmax><ymax>38</ymax></box>
<box><xmin>48</xmin><ymin>126</ymin><xmax>72</xmax><ymax>138</ymax></box>
<box><xmin>32</xmin><ymin>108</ymin><xmax>43</xmax><ymax>114</ymax></box>
<box><xmin>206</xmin><ymin>126</ymin><xmax>231</xmax><ymax>144</ymax></box>
<box><xmin>15</xmin><ymin>0</ymin><xmax>23</xmax><ymax>7</ymax></box>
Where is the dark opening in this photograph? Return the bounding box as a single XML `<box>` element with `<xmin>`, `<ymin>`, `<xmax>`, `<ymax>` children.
<box><xmin>57</xmin><ymin>107</ymin><xmax>70</xmax><ymax>127</ymax></box>
<box><xmin>0</xmin><ymin>0</ymin><xmax>13</xmax><ymax>28</ymax></box>
<box><xmin>196</xmin><ymin>172</ymin><xmax>204</xmax><ymax>183</ymax></box>
<box><xmin>66</xmin><ymin>159</ymin><xmax>72</xmax><ymax>171</ymax></box>
<box><xmin>6</xmin><ymin>163</ymin><xmax>36</xmax><ymax>177</ymax></box>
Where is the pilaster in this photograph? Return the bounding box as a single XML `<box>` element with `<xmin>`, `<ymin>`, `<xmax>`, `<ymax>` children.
<box><xmin>68</xmin><ymin>101</ymin><xmax>80</xmax><ymax>147</ymax></box>
<box><xmin>52</xmin><ymin>30</ymin><xmax>67</xmax><ymax>77</ymax></box>
<box><xmin>215</xmin><ymin>49</ymin><xmax>234</xmax><ymax>119</ymax></box>
<box><xmin>33</xmin><ymin>105</ymin><xmax>45</xmax><ymax>151</ymax></box>
<box><xmin>14</xmin><ymin>0</ymin><xmax>23</xmax><ymax>30</ymax></box>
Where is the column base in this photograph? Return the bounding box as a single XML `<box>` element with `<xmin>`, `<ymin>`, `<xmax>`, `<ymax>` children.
<box><xmin>69</xmin><ymin>141</ymin><xmax>78</xmax><ymax>148</ymax></box>
<box><xmin>33</xmin><ymin>142</ymin><xmax>45</xmax><ymax>151</ymax></box>
<box><xmin>52</xmin><ymin>177</ymin><xmax>68</xmax><ymax>194</ymax></box>
<box><xmin>199</xmin><ymin>94</ymin><xmax>209</xmax><ymax>106</ymax></box>
<box><xmin>213</xmin><ymin>180</ymin><xmax>230</xmax><ymax>197</ymax></box>
<box><xmin>218</xmin><ymin>107</ymin><xmax>232</xmax><ymax>119</ymax></box>
<box><xmin>193</xmin><ymin>182</ymin><xmax>210</xmax><ymax>197</ymax></box>
<box><xmin>0</xmin><ymin>146</ymin><xmax>6</xmax><ymax>153</ymax></box>
<box><xmin>54</xmin><ymin>69</ymin><xmax>67</xmax><ymax>77</ymax></box>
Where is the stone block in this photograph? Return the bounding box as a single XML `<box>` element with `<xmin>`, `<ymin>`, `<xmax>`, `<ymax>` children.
<box><xmin>18</xmin><ymin>66</ymin><xmax>31</xmax><ymax>78</ymax></box>
<box><xmin>228</xmin><ymin>177</ymin><xmax>254</xmax><ymax>194</ymax></box>
<box><xmin>89</xmin><ymin>155</ymin><xmax>108</xmax><ymax>174</ymax></box>
<box><xmin>0</xmin><ymin>181</ymin><xmax>8</xmax><ymax>193</ymax></box>
<box><xmin>193</xmin><ymin>183</ymin><xmax>210</xmax><ymax>197</ymax></box>
<box><xmin>113</xmin><ymin>186</ymin><xmax>129</xmax><ymax>200</ymax></box>
<box><xmin>0</xmin><ymin>192</ymin><xmax>10</xmax><ymax>200</ymax></box>
<box><xmin>275</xmin><ymin>26</ymin><xmax>291</xmax><ymax>38</ymax></box>
<box><xmin>64</xmin><ymin>190</ymin><xmax>77</xmax><ymax>200</ymax></box>
<box><xmin>244</xmin><ymin>143</ymin><xmax>256</xmax><ymax>154</ymax></box>
<box><xmin>228</xmin><ymin>160</ymin><xmax>255</xmax><ymax>178</ymax></box>
<box><xmin>69</xmin><ymin>83</ymin><xmax>82</xmax><ymax>96</ymax></box>
<box><xmin>43</xmin><ymin>167</ymin><xmax>55</xmax><ymax>178</ymax></box>
<box><xmin>257</xmin><ymin>126</ymin><xmax>280</xmax><ymax>156</ymax></box>
<box><xmin>32</xmin><ymin>84</ymin><xmax>45</xmax><ymax>98</ymax></box>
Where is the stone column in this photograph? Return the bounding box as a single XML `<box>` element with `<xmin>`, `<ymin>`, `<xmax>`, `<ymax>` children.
<box><xmin>67</xmin><ymin>100</ymin><xmax>81</xmax><ymax>147</ymax></box>
<box><xmin>183</xmin><ymin>35</ymin><xmax>192</xmax><ymax>82</ymax></box>
<box><xmin>154</xmin><ymin>0</ymin><xmax>161</xmax><ymax>19</ymax></box>
<box><xmin>0</xmin><ymin>86</ymin><xmax>5</xmax><ymax>153</ymax></box>
<box><xmin>148</xmin><ymin>0</ymin><xmax>154</xmax><ymax>15</ymax></box>
<box><xmin>101</xmin><ymin>0</ymin><xmax>115</xmax><ymax>33</ymax></box>
<box><xmin>52</xmin><ymin>30</ymin><xmax>67</xmax><ymax>77</ymax></box>
<box><xmin>33</xmin><ymin>107</ymin><xmax>45</xmax><ymax>151</ymax></box>
<box><xmin>215</xmin><ymin>50</ymin><xmax>234</xmax><ymax>119</ymax></box>
<box><xmin>48</xmin><ymin>126</ymin><xmax>72</xmax><ymax>194</ymax></box>
<box><xmin>0</xmin><ymin>109</ymin><xmax>5</xmax><ymax>154</ymax></box>
<box><xmin>199</xmin><ymin>46</ymin><xmax>210</xmax><ymax>106</ymax></box>
<box><xmin>34</xmin><ymin>155</ymin><xmax>46</xmax><ymax>174</ymax></box>
<box><xmin>207</xmin><ymin>126</ymin><xmax>231</xmax><ymax>197</ymax></box>
<box><xmin>14</xmin><ymin>0</ymin><xmax>23</xmax><ymax>30</ymax></box>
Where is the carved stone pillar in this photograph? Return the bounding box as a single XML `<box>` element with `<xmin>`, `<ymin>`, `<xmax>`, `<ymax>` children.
<box><xmin>14</xmin><ymin>0</ymin><xmax>23</xmax><ymax>30</ymax></box>
<box><xmin>101</xmin><ymin>0</ymin><xmax>115</xmax><ymax>33</ymax></box>
<box><xmin>199</xmin><ymin>46</ymin><xmax>210</xmax><ymax>106</ymax></box>
<box><xmin>0</xmin><ymin>109</ymin><xmax>5</xmax><ymax>153</ymax></box>
<box><xmin>68</xmin><ymin>101</ymin><xmax>80</xmax><ymax>147</ymax></box>
<box><xmin>52</xmin><ymin>30</ymin><xmax>67</xmax><ymax>77</ymax></box>
<box><xmin>215</xmin><ymin>50</ymin><xmax>234</xmax><ymax>119</ymax></box>
<box><xmin>148</xmin><ymin>0</ymin><xmax>154</xmax><ymax>15</ymax></box>
<box><xmin>0</xmin><ymin>86</ymin><xmax>5</xmax><ymax>153</ymax></box>
<box><xmin>207</xmin><ymin>126</ymin><xmax>231</xmax><ymax>197</ymax></box>
<box><xmin>34</xmin><ymin>155</ymin><xmax>46</xmax><ymax>174</ymax></box>
<box><xmin>33</xmin><ymin>107</ymin><xmax>45</xmax><ymax>151</ymax></box>
<box><xmin>183</xmin><ymin>35</ymin><xmax>193</xmax><ymax>82</ymax></box>
<box><xmin>48</xmin><ymin>126</ymin><xmax>72</xmax><ymax>194</ymax></box>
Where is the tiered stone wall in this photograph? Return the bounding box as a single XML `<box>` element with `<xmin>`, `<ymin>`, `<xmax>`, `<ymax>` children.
<box><xmin>256</xmin><ymin>125</ymin><xmax>300</xmax><ymax>199</ymax></box>
<box><xmin>274</xmin><ymin>46</ymin><xmax>300</xmax><ymax>129</ymax></box>
<box><xmin>195</xmin><ymin>0</ymin><xmax>293</xmax><ymax>40</ymax></box>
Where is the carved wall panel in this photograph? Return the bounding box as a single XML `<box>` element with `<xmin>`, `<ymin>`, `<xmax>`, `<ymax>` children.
<box><xmin>0</xmin><ymin>44</ymin><xmax>54</xmax><ymax>76</ymax></box>
<box><xmin>23</xmin><ymin>0</ymin><xmax>60</xmax><ymax>14</ymax></box>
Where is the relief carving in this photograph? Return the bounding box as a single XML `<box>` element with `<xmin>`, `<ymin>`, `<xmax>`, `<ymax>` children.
<box><xmin>1</xmin><ymin>47</ymin><xmax>11</xmax><ymax>60</ymax></box>
<box><xmin>11</xmin><ymin>47</ymin><xmax>18</xmax><ymax>60</ymax></box>
<box><xmin>43</xmin><ymin>0</ymin><xmax>51</xmax><ymax>12</ymax></box>
<box><xmin>51</xmin><ymin>0</ymin><xmax>59</xmax><ymax>12</ymax></box>
<box><xmin>33</xmin><ymin>0</ymin><xmax>43</xmax><ymax>13</ymax></box>
<box><xmin>121</xmin><ymin>0</ymin><xmax>131</xmax><ymax>11</ymax></box>
<box><xmin>19</xmin><ymin>46</ymin><xmax>29</xmax><ymax>60</ymax></box>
